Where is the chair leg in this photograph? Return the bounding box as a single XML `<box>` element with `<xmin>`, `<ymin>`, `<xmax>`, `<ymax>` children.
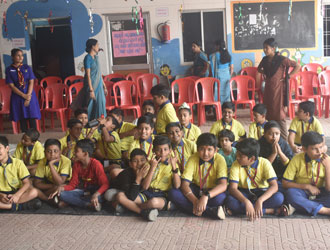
<box><xmin>59</xmin><ymin>111</ymin><xmax>66</xmax><ymax>132</ymax></box>
<box><xmin>325</xmin><ymin>97</ymin><xmax>330</xmax><ymax>118</ymax></box>
<box><xmin>12</xmin><ymin>121</ymin><xmax>19</xmax><ymax>134</ymax></box>
<box><xmin>36</xmin><ymin>120</ymin><xmax>41</xmax><ymax>133</ymax></box>
<box><xmin>51</xmin><ymin>113</ymin><xmax>54</xmax><ymax>129</ymax></box>
<box><xmin>42</xmin><ymin>112</ymin><xmax>46</xmax><ymax>132</ymax></box>
<box><xmin>316</xmin><ymin>98</ymin><xmax>322</xmax><ymax>118</ymax></box>
<box><xmin>198</xmin><ymin>104</ymin><xmax>205</xmax><ymax>126</ymax></box>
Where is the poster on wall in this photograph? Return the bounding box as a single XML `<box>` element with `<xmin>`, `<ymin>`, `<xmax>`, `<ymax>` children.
<box><xmin>112</xmin><ymin>30</ymin><xmax>146</xmax><ymax>58</ymax></box>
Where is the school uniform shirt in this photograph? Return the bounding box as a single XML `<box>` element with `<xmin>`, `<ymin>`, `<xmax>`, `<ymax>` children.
<box><xmin>65</xmin><ymin>128</ymin><xmax>98</xmax><ymax>141</ymax></box>
<box><xmin>183</xmin><ymin>123</ymin><xmax>201</xmax><ymax>142</ymax></box>
<box><xmin>210</xmin><ymin>118</ymin><xmax>246</xmax><ymax>141</ymax></box>
<box><xmin>229</xmin><ymin>157</ymin><xmax>277</xmax><ymax>189</ymax></box>
<box><xmin>35</xmin><ymin>155</ymin><xmax>72</xmax><ymax>184</ymax></box>
<box><xmin>248</xmin><ymin>121</ymin><xmax>267</xmax><ymax>140</ymax></box>
<box><xmin>150</xmin><ymin>160</ymin><xmax>180</xmax><ymax>192</ymax></box>
<box><xmin>288</xmin><ymin>117</ymin><xmax>324</xmax><ymax>145</ymax></box>
<box><xmin>182</xmin><ymin>152</ymin><xmax>227</xmax><ymax>190</ymax></box>
<box><xmin>171</xmin><ymin>138</ymin><xmax>197</xmax><ymax>172</ymax></box>
<box><xmin>59</xmin><ymin>135</ymin><xmax>78</xmax><ymax>160</ymax></box>
<box><xmin>218</xmin><ymin>147</ymin><xmax>237</xmax><ymax>173</ymax></box>
<box><xmin>116</xmin><ymin>121</ymin><xmax>136</xmax><ymax>151</ymax></box>
<box><xmin>96</xmin><ymin>130</ymin><xmax>122</xmax><ymax>161</ymax></box>
<box><xmin>13</xmin><ymin>141</ymin><xmax>44</xmax><ymax>166</ymax></box>
<box><xmin>155</xmin><ymin>100</ymin><xmax>179</xmax><ymax>135</ymax></box>
<box><xmin>63</xmin><ymin>158</ymin><xmax>109</xmax><ymax>195</ymax></box>
<box><xmin>0</xmin><ymin>157</ymin><xmax>30</xmax><ymax>192</ymax></box>
<box><xmin>283</xmin><ymin>153</ymin><xmax>327</xmax><ymax>188</ymax></box>
<box><xmin>128</xmin><ymin>136</ymin><xmax>154</xmax><ymax>160</ymax></box>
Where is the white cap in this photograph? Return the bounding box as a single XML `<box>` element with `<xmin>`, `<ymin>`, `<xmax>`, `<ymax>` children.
<box><xmin>178</xmin><ymin>102</ymin><xmax>191</xmax><ymax>110</ymax></box>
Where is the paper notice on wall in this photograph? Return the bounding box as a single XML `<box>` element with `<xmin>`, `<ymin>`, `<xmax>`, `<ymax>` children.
<box><xmin>249</xmin><ymin>14</ymin><xmax>257</xmax><ymax>25</ymax></box>
<box><xmin>112</xmin><ymin>30</ymin><xmax>146</xmax><ymax>58</ymax></box>
<box><xmin>156</xmin><ymin>7</ymin><xmax>169</xmax><ymax>17</ymax></box>
<box><xmin>12</xmin><ymin>38</ymin><xmax>25</xmax><ymax>48</ymax></box>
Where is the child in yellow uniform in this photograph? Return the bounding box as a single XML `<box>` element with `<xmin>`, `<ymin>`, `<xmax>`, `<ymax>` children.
<box><xmin>0</xmin><ymin>136</ymin><xmax>41</xmax><ymax>211</ymax></box>
<box><xmin>169</xmin><ymin>133</ymin><xmax>227</xmax><ymax>220</ymax></box>
<box><xmin>132</xmin><ymin>100</ymin><xmax>155</xmax><ymax>125</ymax></box>
<box><xmin>13</xmin><ymin>128</ymin><xmax>44</xmax><ymax>176</ymax></box>
<box><xmin>178</xmin><ymin>102</ymin><xmax>201</xmax><ymax>142</ymax></box>
<box><xmin>74</xmin><ymin>108</ymin><xmax>99</xmax><ymax>141</ymax></box>
<box><xmin>59</xmin><ymin>119</ymin><xmax>83</xmax><ymax>160</ymax></box>
<box><xmin>288</xmin><ymin>101</ymin><xmax>324</xmax><ymax>154</ymax></box>
<box><xmin>210</xmin><ymin>102</ymin><xmax>246</xmax><ymax>143</ymax></box>
<box><xmin>151</xmin><ymin>84</ymin><xmax>179</xmax><ymax>135</ymax></box>
<box><xmin>282</xmin><ymin>131</ymin><xmax>330</xmax><ymax>216</ymax></box>
<box><xmin>226</xmin><ymin>138</ymin><xmax>284</xmax><ymax>220</ymax></box>
<box><xmin>128</xmin><ymin>115</ymin><xmax>154</xmax><ymax>161</ymax></box>
<box><xmin>166</xmin><ymin>122</ymin><xmax>196</xmax><ymax>173</ymax></box>
<box><xmin>249</xmin><ymin>104</ymin><xmax>267</xmax><ymax>140</ymax></box>
<box><xmin>34</xmin><ymin>139</ymin><xmax>72</xmax><ymax>202</ymax></box>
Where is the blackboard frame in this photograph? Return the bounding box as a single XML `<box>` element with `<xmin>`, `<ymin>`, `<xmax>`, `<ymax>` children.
<box><xmin>231</xmin><ymin>0</ymin><xmax>317</xmax><ymax>53</ymax></box>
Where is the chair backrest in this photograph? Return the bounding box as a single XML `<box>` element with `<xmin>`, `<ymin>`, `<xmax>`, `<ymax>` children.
<box><xmin>33</xmin><ymin>85</ymin><xmax>45</xmax><ymax>110</ymax></box>
<box><xmin>324</xmin><ymin>65</ymin><xmax>330</xmax><ymax>71</ymax></box>
<box><xmin>171</xmin><ymin>78</ymin><xmax>195</xmax><ymax>104</ymax></box>
<box><xmin>302</xmin><ymin>63</ymin><xmax>323</xmax><ymax>74</ymax></box>
<box><xmin>0</xmin><ymin>84</ymin><xmax>12</xmax><ymax>114</ymax></box>
<box><xmin>230</xmin><ymin>75</ymin><xmax>255</xmax><ymax>101</ymax></box>
<box><xmin>45</xmin><ymin>83</ymin><xmax>68</xmax><ymax>109</ymax></box>
<box><xmin>113</xmin><ymin>80</ymin><xmax>138</xmax><ymax>106</ymax></box>
<box><xmin>294</xmin><ymin>71</ymin><xmax>319</xmax><ymax>96</ymax></box>
<box><xmin>126</xmin><ymin>72</ymin><xmax>144</xmax><ymax>82</ymax></box>
<box><xmin>68</xmin><ymin>82</ymin><xmax>83</xmax><ymax>104</ymax></box>
<box><xmin>104</xmin><ymin>73</ymin><xmax>126</xmax><ymax>82</ymax></box>
<box><xmin>40</xmin><ymin>76</ymin><xmax>62</xmax><ymax>88</ymax></box>
<box><xmin>136</xmin><ymin>73</ymin><xmax>160</xmax><ymax>99</ymax></box>
<box><xmin>64</xmin><ymin>75</ymin><xmax>84</xmax><ymax>87</ymax></box>
<box><xmin>318</xmin><ymin>71</ymin><xmax>330</xmax><ymax>96</ymax></box>
<box><xmin>194</xmin><ymin>77</ymin><xmax>220</xmax><ymax>102</ymax></box>
<box><xmin>0</xmin><ymin>79</ymin><xmax>6</xmax><ymax>85</ymax></box>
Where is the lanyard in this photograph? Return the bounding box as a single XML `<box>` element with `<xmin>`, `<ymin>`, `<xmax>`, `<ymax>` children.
<box><xmin>140</xmin><ymin>139</ymin><xmax>153</xmax><ymax>158</ymax></box>
<box><xmin>301</xmin><ymin>121</ymin><xmax>311</xmax><ymax>135</ymax></box>
<box><xmin>22</xmin><ymin>146</ymin><xmax>32</xmax><ymax>165</ymax></box>
<box><xmin>222</xmin><ymin>122</ymin><xmax>233</xmax><ymax>131</ymax></box>
<box><xmin>257</xmin><ymin>126</ymin><xmax>262</xmax><ymax>139</ymax></box>
<box><xmin>244</xmin><ymin>167</ymin><xmax>259</xmax><ymax>189</ymax></box>
<box><xmin>198</xmin><ymin>162</ymin><xmax>214</xmax><ymax>191</ymax></box>
<box><xmin>186</xmin><ymin>128</ymin><xmax>191</xmax><ymax>140</ymax></box>
<box><xmin>152</xmin><ymin>164</ymin><xmax>161</xmax><ymax>181</ymax></box>
<box><xmin>305</xmin><ymin>160</ymin><xmax>321</xmax><ymax>186</ymax></box>
<box><xmin>176</xmin><ymin>145</ymin><xmax>185</xmax><ymax>172</ymax></box>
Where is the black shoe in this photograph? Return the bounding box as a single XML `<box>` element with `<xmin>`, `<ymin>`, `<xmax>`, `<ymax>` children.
<box><xmin>141</xmin><ymin>209</ymin><xmax>158</xmax><ymax>222</ymax></box>
<box><xmin>209</xmin><ymin>206</ymin><xmax>225</xmax><ymax>220</ymax></box>
<box><xmin>21</xmin><ymin>199</ymin><xmax>42</xmax><ymax>211</ymax></box>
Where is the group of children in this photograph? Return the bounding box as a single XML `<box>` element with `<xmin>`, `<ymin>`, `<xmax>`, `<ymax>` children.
<box><xmin>1</xmin><ymin>83</ymin><xmax>330</xmax><ymax>222</ymax></box>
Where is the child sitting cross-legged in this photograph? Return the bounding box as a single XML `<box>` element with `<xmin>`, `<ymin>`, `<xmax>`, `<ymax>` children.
<box><xmin>169</xmin><ymin>133</ymin><xmax>227</xmax><ymax>220</ymax></box>
<box><xmin>282</xmin><ymin>131</ymin><xmax>330</xmax><ymax>217</ymax></box>
<box><xmin>178</xmin><ymin>102</ymin><xmax>201</xmax><ymax>142</ymax></box>
<box><xmin>49</xmin><ymin>139</ymin><xmax>109</xmax><ymax>211</ymax></box>
<box><xmin>218</xmin><ymin>129</ymin><xmax>237</xmax><ymax>173</ymax></box>
<box><xmin>249</xmin><ymin>103</ymin><xmax>267</xmax><ymax>140</ymax></box>
<box><xmin>226</xmin><ymin>138</ymin><xmax>284</xmax><ymax>221</ymax></box>
<box><xmin>34</xmin><ymin>139</ymin><xmax>71</xmax><ymax>202</ymax></box>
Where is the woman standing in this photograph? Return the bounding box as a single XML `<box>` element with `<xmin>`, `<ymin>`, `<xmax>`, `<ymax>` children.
<box><xmin>210</xmin><ymin>40</ymin><xmax>234</xmax><ymax>103</ymax></box>
<box><xmin>72</xmin><ymin>39</ymin><xmax>107</xmax><ymax>120</ymax></box>
<box><xmin>191</xmin><ymin>41</ymin><xmax>209</xmax><ymax>77</ymax></box>
<box><xmin>258</xmin><ymin>38</ymin><xmax>300</xmax><ymax>140</ymax></box>
<box><xmin>5</xmin><ymin>48</ymin><xmax>40</xmax><ymax>132</ymax></box>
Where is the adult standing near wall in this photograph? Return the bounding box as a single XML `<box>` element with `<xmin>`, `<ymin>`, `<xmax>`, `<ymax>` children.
<box><xmin>257</xmin><ymin>38</ymin><xmax>300</xmax><ymax>140</ymax></box>
<box><xmin>5</xmin><ymin>48</ymin><xmax>41</xmax><ymax>132</ymax></box>
<box><xmin>190</xmin><ymin>41</ymin><xmax>209</xmax><ymax>77</ymax></box>
<box><xmin>72</xmin><ymin>39</ymin><xmax>107</xmax><ymax>120</ymax></box>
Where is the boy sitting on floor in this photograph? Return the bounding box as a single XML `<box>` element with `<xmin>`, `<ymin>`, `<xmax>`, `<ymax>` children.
<box><xmin>249</xmin><ymin>103</ymin><xmax>267</xmax><ymax>140</ymax></box>
<box><xmin>178</xmin><ymin>102</ymin><xmax>201</xmax><ymax>142</ymax></box>
<box><xmin>59</xmin><ymin>119</ymin><xmax>83</xmax><ymax>160</ymax></box>
<box><xmin>74</xmin><ymin>108</ymin><xmax>98</xmax><ymax>141</ymax></box>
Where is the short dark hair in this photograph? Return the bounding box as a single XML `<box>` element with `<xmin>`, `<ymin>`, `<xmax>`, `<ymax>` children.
<box><xmin>74</xmin><ymin>108</ymin><xmax>88</xmax><ymax>118</ymax></box>
<box><xmin>301</xmin><ymin>131</ymin><xmax>323</xmax><ymax>148</ymax></box>
<box><xmin>264</xmin><ymin>120</ymin><xmax>281</xmax><ymax>133</ymax></box>
<box><xmin>263</xmin><ymin>38</ymin><xmax>277</xmax><ymax>48</ymax></box>
<box><xmin>236</xmin><ymin>138</ymin><xmax>260</xmax><ymax>159</ymax></box>
<box><xmin>107</xmin><ymin>115</ymin><xmax>120</xmax><ymax>130</ymax></box>
<box><xmin>179</xmin><ymin>107</ymin><xmax>191</xmax><ymax>115</ymax></box>
<box><xmin>253</xmin><ymin>103</ymin><xmax>267</xmax><ymax>115</ymax></box>
<box><xmin>218</xmin><ymin>129</ymin><xmax>235</xmax><ymax>142</ymax></box>
<box><xmin>109</xmin><ymin>108</ymin><xmax>124</xmax><ymax>118</ymax></box>
<box><xmin>137</xmin><ymin>115</ymin><xmax>154</xmax><ymax>128</ymax></box>
<box><xmin>130</xmin><ymin>148</ymin><xmax>147</xmax><ymax>161</ymax></box>
<box><xmin>76</xmin><ymin>139</ymin><xmax>95</xmax><ymax>157</ymax></box>
<box><xmin>11</xmin><ymin>48</ymin><xmax>23</xmax><ymax>57</ymax></box>
<box><xmin>150</xmin><ymin>84</ymin><xmax>171</xmax><ymax>98</ymax></box>
<box><xmin>67</xmin><ymin>118</ymin><xmax>83</xmax><ymax>129</ymax></box>
<box><xmin>0</xmin><ymin>136</ymin><xmax>9</xmax><ymax>147</ymax></box>
<box><xmin>299</xmin><ymin>101</ymin><xmax>315</xmax><ymax>117</ymax></box>
<box><xmin>142</xmin><ymin>100</ymin><xmax>155</xmax><ymax>109</ymax></box>
<box><xmin>44</xmin><ymin>138</ymin><xmax>61</xmax><ymax>150</ymax></box>
<box><xmin>153</xmin><ymin>135</ymin><xmax>171</xmax><ymax>149</ymax></box>
<box><xmin>25</xmin><ymin>128</ymin><xmax>40</xmax><ymax>142</ymax></box>
<box><xmin>222</xmin><ymin>102</ymin><xmax>235</xmax><ymax>112</ymax></box>
<box><xmin>144</xmin><ymin>112</ymin><xmax>156</xmax><ymax>120</ymax></box>
<box><xmin>165</xmin><ymin>122</ymin><xmax>182</xmax><ymax>133</ymax></box>
<box><xmin>197</xmin><ymin>133</ymin><xmax>218</xmax><ymax>149</ymax></box>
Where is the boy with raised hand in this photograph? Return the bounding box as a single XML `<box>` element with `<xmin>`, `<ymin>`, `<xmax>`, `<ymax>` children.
<box><xmin>169</xmin><ymin>133</ymin><xmax>227</xmax><ymax>220</ymax></box>
<box><xmin>226</xmin><ymin>138</ymin><xmax>284</xmax><ymax>221</ymax></box>
<box><xmin>13</xmin><ymin>128</ymin><xmax>44</xmax><ymax>176</ymax></box>
<box><xmin>50</xmin><ymin>139</ymin><xmax>109</xmax><ymax>211</ymax></box>
<box><xmin>178</xmin><ymin>102</ymin><xmax>201</xmax><ymax>142</ymax></box>
<box><xmin>0</xmin><ymin>136</ymin><xmax>41</xmax><ymax>211</ymax></box>
<box><xmin>249</xmin><ymin>103</ymin><xmax>267</xmax><ymax>140</ymax></box>
<box><xmin>288</xmin><ymin>101</ymin><xmax>324</xmax><ymax>154</ymax></box>
<box><xmin>210</xmin><ymin>102</ymin><xmax>246</xmax><ymax>143</ymax></box>
<box><xmin>282</xmin><ymin>131</ymin><xmax>330</xmax><ymax>217</ymax></box>
<box><xmin>150</xmin><ymin>84</ymin><xmax>179</xmax><ymax>135</ymax></box>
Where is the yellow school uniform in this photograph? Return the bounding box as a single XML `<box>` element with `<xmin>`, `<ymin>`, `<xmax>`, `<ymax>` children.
<box><xmin>117</xmin><ymin>122</ymin><xmax>136</xmax><ymax>151</ymax></box>
<box><xmin>96</xmin><ymin>130</ymin><xmax>122</xmax><ymax>161</ymax></box>
<box><xmin>172</xmin><ymin>138</ymin><xmax>197</xmax><ymax>171</ymax></box>
<box><xmin>13</xmin><ymin>141</ymin><xmax>44</xmax><ymax>166</ymax></box>
<box><xmin>59</xmin><ymin>135</ymin><xmax>78</xmax><ymax>160</ymax></box>
<box><xmin>182</xmin><ymin>153</ymin><xmax>227</xmax><ymax>190</ymax></box>
<box><xmin>35</xmin><ymin>155</ymin><xmax>72</xmax><ymax>183</ymax></box>
<box><xmin>156</xmin><ymin>100</ymin><xmax>179</xmax><ymax>135</ymax></box>
<box><xmin>183</xmin><ymin>123</ymin><xmax>201</xmax><ymax>142</ymax></box>
<box><xmin>128</xmin><ymin>136</ymin><xmax>154</xmax><ymax>160</ymax></box>
<box><xmin>229</xmin><ymin>157</ymin><xmax>277</xmax><ymax>189</ymax></box>
<box><xmin>150</xmin><ymin>160</ymin><xmax>180</xmax><ymax>192</ymax></box>
<box><xmin>283</xmin><ymin>153</ymin><xmax>326</xmax><ymax>188</ymax></box>
<box><xmin>248</xmin><ymin>121</ymin><xmax>267</xmax><ymax>140</ymax></box>
<box><xmin>0</xmin><ymin>157</ymin><xmax>30</xmax><ymax>192</ymax></box>
<box><xmin>289</xmin><ymin>117</ymin><xmax>324</xmax><ymax>145</ymax></box>
<box><xmin>210</xmin><ymin>119</ymin><xmax>246</xmax><ymax>141</ymax></box>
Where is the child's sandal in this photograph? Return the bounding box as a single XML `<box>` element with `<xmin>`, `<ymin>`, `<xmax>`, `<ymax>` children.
<box><xmin>279</xmin><ymin>204</ymin><xmax>296</xmax><ymax>216</ymax></box>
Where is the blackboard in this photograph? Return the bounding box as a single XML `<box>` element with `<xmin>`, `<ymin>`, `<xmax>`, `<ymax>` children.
<box><xmin>231</xmin><ymin>0</ymin><xmax>316</xmax><ymax>51</ymax></box>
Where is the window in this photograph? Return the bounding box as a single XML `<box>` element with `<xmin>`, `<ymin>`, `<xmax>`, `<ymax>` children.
<box><xmin>323</xmin><ymin>5</ymin><xmax>330</xmax><ymax>56</ymax></box>
<box><xmin>182</xmin><ymin>10</ymin><xmax>225</xmax><ymax>62</ymax></box>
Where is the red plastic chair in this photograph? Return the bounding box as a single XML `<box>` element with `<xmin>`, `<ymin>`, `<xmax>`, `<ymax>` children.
<box><xmin>318</xmin><ymin>71</ymin><xmax>330</xmax><ymax>118</ymax></box>
<box><xmin>287</xmin><ymin>78</ymin><xmax>302</xmax><ymax>119</ymax></box>
<box><xmin>171</xmin><ymin>77</ymin><xmax>197</xmax><ymax>123</ymax></box>
<box><xmin>33</xmin><ymin>85</ymin><xmax>44</xmax><ymax>132</ymax></box>
<box><xmin>136</xmin><ymin>73</ymin><xmax>160</xmax><ymax>106</ymax></box>
<box><xmin>230</xmin><ymin>75</ymin><xmax>256</xmax><ymax>121</ymax></box>
<box><xmin>103</xmin><ymin>73</ymin><xmax>126</xmax><ymax>82</ymax></box>
<box><xmin>240</xmin><ymin>67</ymin><xmax>263</xmax><ymax>103</ymax></box>
<box><xmin>324</xmin><ymin>66</ymin><xmax>330</xmax><ymax>71</ymax></box>
<box><xmin>0</xmin><ymin>85</ymin><xmax>19</xmax><ymax>134</ymax></box>
<box><xmin>42</xmin><ymin>83</ymin><xmax>68</xmax><ymax>132</ymax></box>
<box><xmin>126</xmin><ymin>72</ymin><xmax>144</xmax><ymax>104</ymax></box>
<box><xmin>302</xmin><ymin>63</ymin><xmax>323</xmax><ymax>74</ymax></box>
<box><xmin>195</xmin><ymin>77</ymin><xmax>221</xmax><ymax>126</ymax></box>
<box><xmin>0</xmin><ymin>79</ymin><xmax>5</xmax><ymax>85</ymax></box>
<box><xmin>40</xmin><ymin>76</ymin><xmax>62</xmax><ymax>88</ymax></box>
<box><xmin>64</xmin><ymin>75</ymin><xmax>84</xmax><ymax>87</ymax></box>
<box><xmin>67</xmin><ymin>82</ymin><xmax>83</xmax><ymax>119</ymax></box>
<box><xmin>293</xmin><ymin>71</ymin><xmax>322</xmax><ymax>117</ymax></box>
<box><xmin>112</xmin><ymin>80</ymin><xmax>141</xmax><ymax>119</ymax></box>
<box><xmin>104</xmin><ymin>80</ymin><xmax>115</xmax><ymax>111</ymax></box>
